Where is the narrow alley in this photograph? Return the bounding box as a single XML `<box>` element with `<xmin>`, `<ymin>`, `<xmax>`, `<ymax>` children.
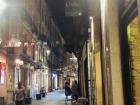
<box><xmin>32</xmin><ymin>90</ymin><xmax>71</xmax><ymax>105</ymax></box>
<box><xmin>0</xmin><ymin>0</ymin><xmax>140</xmax><ymax>105</ymax></box>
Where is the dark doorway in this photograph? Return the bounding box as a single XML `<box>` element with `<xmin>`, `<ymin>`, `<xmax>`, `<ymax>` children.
<box><xmin>84</xmin><ymin>58</ymin><xmax>89</xmax><ymax>105</ymax></box>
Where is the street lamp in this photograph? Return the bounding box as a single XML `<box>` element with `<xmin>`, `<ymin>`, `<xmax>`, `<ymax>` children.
<box><xmin>0</xmin><ymin>0</ymin><xmax>7</xmax><ymax>14</ymax></box>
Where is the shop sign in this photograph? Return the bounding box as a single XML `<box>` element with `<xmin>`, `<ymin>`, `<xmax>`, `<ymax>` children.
<box><xmin>4</xmin><ymin>39</ymin><xmax>36</xmax><ymax>48</ymax></box>
<box><xmin>4</xmin><ymin>38</ymin><xmax>22</xmax><ymax>47</ymax></box>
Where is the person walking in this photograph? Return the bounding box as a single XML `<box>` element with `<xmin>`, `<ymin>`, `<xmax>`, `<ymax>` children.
<box><xmin>65</xmin><ymin>81</ymin><xmax>72</xmax><ymax>101</ymax></box>
<box><xmin>15</xmin><ymin>82</ymin><xmax>25</xmax><ymax>105</ymax></box>
<box><xmin>71</xmin><ymin>80</ymin><xmax>79</xmax><ymax>101</ymax></box>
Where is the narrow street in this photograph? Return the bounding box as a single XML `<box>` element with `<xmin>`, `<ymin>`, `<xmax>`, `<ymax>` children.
<box><xmin>32</xmin><ymin>90</ymin><xmax>71</xmax><ymax>105</ymax></box>
<box><xmin>0</xmin><ymin>0</ymin><xmax>139</xmax><ymax>105</ymax></box>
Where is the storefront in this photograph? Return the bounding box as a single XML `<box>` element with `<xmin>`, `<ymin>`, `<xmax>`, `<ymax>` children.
<box><xmin>120</xmin><ymin>1</ymin><xmax>140</xmax><ymax>104</ymax></box>
<box><xmin>0</xmin><ymin>52</ymin><xmax>7</xmax><ymax>104</ymax></box>
<box><xmin>40</xmin><ymin>68</ymin><xmax>49</xmax><ymax>92</ymax></box>
<box><xmin>50</xmin><ymin>71</ymin><xmax>58</xmax><ymax>90</ymax></box>
<box><xmin>0</xmin><ymin>56</ymin><xmax>6</xmax><ymax>88</ymax></box>
<box><xmin>30</xmin><ymin>69</ymin><xmax>41</xmax><ymax>99</ymax></box>
<box><xmin>14</xmin><ymin>65</ymin><xmax>21</xmax><ymax>88</ymax></box>
<box><xmin>44</xmin><ymin>69</ymin><xmax>49</xmax><ymax>92</ymax></box>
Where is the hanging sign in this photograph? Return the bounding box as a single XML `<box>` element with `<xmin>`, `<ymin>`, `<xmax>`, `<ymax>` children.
<box><xmin>65</xmin><ymin>0</ymin><xmax>82</xmax><ymax>16</ymax></box>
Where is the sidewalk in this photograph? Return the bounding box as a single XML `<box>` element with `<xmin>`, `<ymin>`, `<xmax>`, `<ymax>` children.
<box><xmin>31</xmin><ymin>90</ymin><xmax>71</xmax><ymax>105</ymax></box>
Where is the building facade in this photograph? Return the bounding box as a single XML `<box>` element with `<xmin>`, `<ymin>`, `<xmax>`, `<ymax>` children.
<box><xmin>0</xmin><ymin>0</ymin><xmax>65</xmax><ymax>104</ymax></box>
<box><xmin>79</xmin><ymin>0</ymin><xmax>140</xmax><ymax>105</ymax></box>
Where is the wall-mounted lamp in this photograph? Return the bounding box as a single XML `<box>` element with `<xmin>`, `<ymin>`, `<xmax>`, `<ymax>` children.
<box><xmin>46</xmin><ymin>49</ymin><xmax>50</xmax><ymax>55</ymax></box>
<box><xmin>15</xmin><ymin>59</ymin><xmax>24</xmax><ymax>65</ymax></box>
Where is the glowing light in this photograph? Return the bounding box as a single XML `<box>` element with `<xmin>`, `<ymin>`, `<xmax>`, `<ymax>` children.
<box><xmin>30</xmin><ymin>66</ymin><xmax>34</xmax><ymax>69</ymax></box>
<box><xmin>70</xmin><ymin>52</ymin><xmax>77</xmax><ymax>62</ymax></box>
<box><xmin>70</xmin><ymin>58</ymin><xmax>73</xmax><ymax>60</ymax></box>
<box><xmin>15</xmin><ymin>59</ymin><xmax>24</xmax><ymax>65</ymax></box>
<box><xmin>19</xmin><ymin>60</ymin><xmax>24</xmax><ymax>65</ymax></box>
<box><xmin>0</xmin><ymin>39</ymin><xmax>2</xmax><ymax>44</ymax></box>
<box><xmin>46</xmin><ymin>49</ymin><xmax>50</xmax><ymax>55</ymax></box>
<box><xmin>43</xmin><ymin>42</ymin><xmax>47</xmax><ymax>45</ymax></box>
<box><xmin>15</xmin><ymin>59</ymin><xmax>20</xmax><ymax>64</ymax></box>
<box><xmin>17</xmin><ymin>41</ymin><xmax>22</xmax><ymax>47</ymax></box>
<box><xmin>24</xmin><ymin>42</ymin><xmax>29</xmax><ymax>46</ymax></box>
<box><xmin>0</xmin><ymin>63</ymin><xmax>6</xmax><ymax>84</ymax></box>
<box><xmin>52</xmin><ymin>74</ymin><xmax>56</xmax><ymax>78</ymax></box>
<box><xmin>89</xmin><ymin>16</ymin><xmax>93</xmax><ymax>20</ymax></box>
<box><xmin>0</xmin><ymin>0</ymin><xmax>7</xmax><ymax>14</ymax></box>
<box><xmin>89</xmin><ymin>16</ymin><xmax>94</xmax><ymax>50</ymax></box>
<box><xmin>35</xmin><ymin>50</ymin><xmax>38</xmax><ymax>54</ymax></box>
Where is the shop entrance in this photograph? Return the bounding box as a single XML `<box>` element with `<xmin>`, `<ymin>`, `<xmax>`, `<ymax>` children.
<box><xmin>126</xmin><ymin>16</ymin><xmax>140</xmax><ymax>105</ymax></box>
<box><xmin>120</xmin><ymin>1</ymin><xmax>140</xmax><ymax>104</ymax></box>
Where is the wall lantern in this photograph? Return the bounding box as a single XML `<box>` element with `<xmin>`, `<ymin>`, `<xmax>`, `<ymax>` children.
<box><xmin>46</xmin><ymin>49</ymin><xmax>50</xmax><ymax>55</ymax></box>
<box><xmin>15</xmin><ymin>59</ymin><xmax>24</xmax><ymax>65</ymax></box>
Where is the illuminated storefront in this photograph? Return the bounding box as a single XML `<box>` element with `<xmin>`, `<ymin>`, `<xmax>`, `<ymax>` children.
<box><xmin>30</xmin><ymin>67</ymin><xmax>49</xmax><ymax>99</ymax></box>
<box><xmin>52</xmin><ymin>73</ymin><xmax>58</xmax><ymax>90</ymax></box>
<box><xmin>30</xmin><ymin>70</ymin><xmax>40</xmax><ymax>99</ymax></box>
<box><xmin>40</xmin><ymin>68</ymin><xmax>49</xmax><ymax>92</ymax></box>
<box><xmin>0</xmin><ymin>53</ymin><xmax>7</xmax><ymax>98</ymax></box>
<box><xmin>0</xmin><ymin>63</ymin><xmax>6</xmax><ymax>84</ymax></box>
<box><xmin>126</xmin><ymin>16</ymin><xmax>140</xmax><ymax>105</ymax></box>
<box><xmin>14</xmin><ymin>59</ymin><xmax>23</xmax><ymax>88</ymax></box>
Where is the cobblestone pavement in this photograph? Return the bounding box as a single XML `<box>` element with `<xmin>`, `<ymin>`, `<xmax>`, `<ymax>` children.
<box><xmin>31</xmin><ymin>90</ymin><xmax>71</xmax><ymax>105</ymax></box>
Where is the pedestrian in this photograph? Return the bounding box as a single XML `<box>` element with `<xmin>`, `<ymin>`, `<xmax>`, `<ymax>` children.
<box><xmin>15</xmin><ymin>82</ymin><xmax>25</xmax><ymax>105</ymax></box>
<box><xmin>40</xmin><ymin>87</ymin><xmax>46</xmax><ymax>97</ymax></box>
<box><xmin>65</xmin><ymin>81</ymin><xmax>72</xmax><ymax>101</ymax></box>
<box><xmin>71</xmin><ymin>80</ymin><xmax>79</xmax><ymax>101</ymax></box>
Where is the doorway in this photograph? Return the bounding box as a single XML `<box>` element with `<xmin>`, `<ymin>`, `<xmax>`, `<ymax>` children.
<box><xmin>126</xmin><ymin>16</ymin><xmax>140</xmax><ymax>105</ymax></box>
<box><xmin>120</xmin><ymin>0</ymin><xmax>140</xmax><ymax>104</ymax></box>
<box><xmin>84</xmin><ymin>58</ymin><xmax>89</xmax><ymax>105</ymax></box>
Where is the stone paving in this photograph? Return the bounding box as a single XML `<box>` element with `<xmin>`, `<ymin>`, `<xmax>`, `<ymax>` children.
<box><xmin>31</xmin><ymin>90</ymin><xmax>71</xmax><ymax>105</ymax></box>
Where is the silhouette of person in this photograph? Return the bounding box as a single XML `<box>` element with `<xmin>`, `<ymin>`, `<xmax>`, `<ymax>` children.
<box><xmin>71</xmin><ymin>80</ymin><xmax>79</xmax><ymax>101</ymax></box>
<box><xmin>15</xmin><ymin>82</ymin><xmax>25</xmax><ymax>105</ymax></box>
<box><xmin>65</xmin><ymin>82</ymin><xmax>72</xmax><ymax>101</ymax></box>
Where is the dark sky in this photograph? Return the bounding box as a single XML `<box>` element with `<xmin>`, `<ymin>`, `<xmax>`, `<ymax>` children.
<box><xmin>46</xmin><ymin>0</ymin><xmax>88</xmax><ymax>55</ymax></box>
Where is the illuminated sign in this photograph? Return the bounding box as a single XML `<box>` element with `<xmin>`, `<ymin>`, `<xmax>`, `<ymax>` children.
<box><xmin>4</xmin><ymin>38</ymin><xmax>22</xmax><ymax>47</ymax></box>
